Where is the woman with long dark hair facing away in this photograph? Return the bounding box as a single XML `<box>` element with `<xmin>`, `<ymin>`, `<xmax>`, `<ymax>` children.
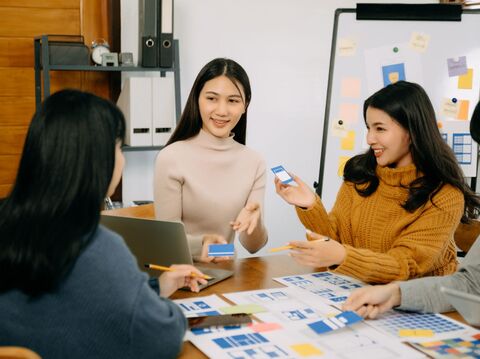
<box><xmin>154</xmin><ymin>58</ymin><xmax>268</xmax><ymax>262</ymax></box>
<box><xmin>275</xmin><ymin>81</ymin><xmax>480</xmax><ymax>284</ymax></box>
<box><xmin>0</xmin><ymin>89</ymin><xmax>206</xmax><ymax>358</ymax></box>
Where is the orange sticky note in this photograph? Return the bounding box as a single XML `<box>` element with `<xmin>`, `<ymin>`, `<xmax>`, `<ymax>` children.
<box><xmin>338</xmin><ymin>156</ymin><xmax>350</xmax><ymax>177</ymax></box>
<box><xmin>458</xmin><ymin>68</ymin><xmax>473</xmax><ymax>89</ymax></box>
<box><xmin>339</xmin><ymin>103</ymin><xmax>359</xmax><ymax>124</ymax></box>
<box><xmin>249</xmin><ymin>322</ymin><xmax>282</xmax><ymax>333</ymax></box>
<box><xmin>341</xmin><ymin>130</ymin><xmax>355</xmax><ymax>150</ymax></box>
<box><xmin>457</xmin><ymin>100</ymin><xmax>470</xmax><ymax>120</ymax></box>
<box><xmin>290</xmin><ymin>343</ymin><xmax>323</xmax><ymax>356</ymax></box>
<box><xmin>398</xmin><ymin>329</ymin><xmax>434</xmax><ymax>337</ymax></box>
<box><xmin>341</xmin><ymin>77</ymin><xmax>361</xmax><ymax>98</ymax></box>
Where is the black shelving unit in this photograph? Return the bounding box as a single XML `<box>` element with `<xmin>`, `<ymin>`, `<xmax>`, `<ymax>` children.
<box><xmin>34</xmin><ymin>35</ymin><xmax>181</xmax><ymax>152</ymax></box>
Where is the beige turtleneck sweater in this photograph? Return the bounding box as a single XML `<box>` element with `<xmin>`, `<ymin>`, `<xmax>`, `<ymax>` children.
<box><xmin>296</xmin><ymin>164</ymin><xmax>463</xmax><ymax>284</ymax></box>
<box><xmin>154</xmin><ymin>129</ymin><xmax>267</xmax><ymax>257</ymax></box>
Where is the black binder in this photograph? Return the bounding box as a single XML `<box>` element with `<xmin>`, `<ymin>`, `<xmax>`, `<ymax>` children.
<box><xmin>158</xmin><ymin>0</ymin><xmax>174</xmax><ymax>68</ymax></box>
<box><xmin>140</xmin><ymin>0</ymin><xmax>159</xmax><ymax>67</ymax></box>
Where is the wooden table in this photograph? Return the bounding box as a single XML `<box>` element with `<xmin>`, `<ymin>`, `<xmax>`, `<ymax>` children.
<box><xmin>103</xmin><ymin>205</ymin><xmax>468</xmax><ymax>358</ymax></box>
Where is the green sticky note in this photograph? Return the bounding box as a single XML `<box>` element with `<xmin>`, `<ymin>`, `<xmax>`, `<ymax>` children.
<box><xmin>220</xmin><ymin>304</ymin><xmax>266</xmax><ymax>314</ymax></box>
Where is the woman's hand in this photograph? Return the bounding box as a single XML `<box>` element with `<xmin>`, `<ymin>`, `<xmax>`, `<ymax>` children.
<box><xmin>288</xmin><ymin>231</ymin><xmax>346</xmax><ymax>268</ymax></box>
<box><xmin>342</xmin><ymin>283</ymin><xmax>402</xmax><ymax>319</ymax></box>
<box><xmin>198</xmin><ymin>234</ymin><xmax>232</xmax><ymax>263</ymax></box>
<box><xmin>159</xmin><ymin>264</ymin><xmax>208</xmax><ymax>297</ymax></box>
<box><xmin>230</xmin><ymin>202</ymin><xmax>261</xmax><ymax>235</ymax></box>
<box><xmin>274</xmin><ymin>174</ymin><xmax>316</xmax><ymax>208</ymax></box>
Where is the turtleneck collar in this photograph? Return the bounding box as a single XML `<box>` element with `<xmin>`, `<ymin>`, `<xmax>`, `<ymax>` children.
<box><xmin>376</xmin><ymin>163</ymin><xmax>419</xmax><ymax>187</ymax></box>
<box><xmin>190</xmin><ymin>128</ymin><xmax>237</xmax><ymax>151</ymax></box>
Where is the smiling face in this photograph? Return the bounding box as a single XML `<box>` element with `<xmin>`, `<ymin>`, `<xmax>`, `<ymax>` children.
<box><xmin>366</xmin><ymin>106</ymin><xmax>413</xmax><ymax>168</ymax></box>
<box><xmin>198</xmin><ymin>75</ymin><xmax>246</xmax><ymax>139</ymax></box>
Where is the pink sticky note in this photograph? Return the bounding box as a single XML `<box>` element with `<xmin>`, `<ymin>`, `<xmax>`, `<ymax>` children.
<box><xmin>341</xmin><ymin>78</ymin><xmax>361</xmax><ymax>98</ymax></box>
<box><xmin>248</xmin><ymin>322</ymin><xmax>283</xmax><ymax>333</ymax></box>
<box><xmin>339</xmin><ymin>103</ymin><xmax>360</xmax><ymax>124</ymax></box>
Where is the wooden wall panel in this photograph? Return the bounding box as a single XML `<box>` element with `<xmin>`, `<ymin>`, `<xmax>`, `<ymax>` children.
<box><xmin>0</xmin><ymin>97</ymin><xmax>35</xmax><ymax>126</ymax></box>
<box><xmin>0</xmin><ymin>8</ymin><xmax>80</xmax><ymax>37</ymax></box>
<box><xmin>0</xmin><ymin>184</ymin><xmax>12</xmax><ymax>198</ymax></box>
<box><xmin>0</xmin><ymin>38</ymin><xmax>33</xmax><ymax>67</ymax></box>
<box><xmin>0</xmin><ymin>127</ymin><xmax>27</xmax><ymax>155</ymax></box>
<box><xmin>0</xmin><ymin>155</ymin><xmax>20</xmax><ymax>184</ymax></box>
<box><xmin>0</xmin><ymin>1</ymin><xmax>78</xmax><ymax>8</ymax></box>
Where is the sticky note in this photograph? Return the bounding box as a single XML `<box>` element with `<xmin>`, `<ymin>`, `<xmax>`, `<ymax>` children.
<box><xmin>220</xmin><ymin>304</ymin><xmax>266</xmax><ymax>314</ymax></box>
<box><xmin>341</xmin><ymin>130</ymin><xmax>355</xmax><ymax>151</ymax></box>
<box><xmin>398</xmin><ymin>329</ymin><xmax>435</xmax><ymax>337</ymax></box>
<box><xmin>308</xmin><ymin>311</ymin><xmax>363</xmax><ymax>335</ymax></box>
<box><xmin>339</xmin><ymin>103</ymin><xmax>359</xmax><ymax>124</ymax></box>
<box><xmin>332</xmin><ymin>120</ymin><xmax>348</xmax><ymax>138</ymax></box>
<box><xmin>338</xmin><ymin>156</ymin><xmax>350</xmax><ymax>177</ymax></box>
<box><xmin>447</xmin><ymin>56</ymin><xmax>468</xmax><ymax>77</ymax></box>
<box><xmin>338</xmin><ymin>38</ymin><xmax>356</xmax><ymax>56</ymax></box>
<box><xmin>457</xmin><ymin>100</ymin><xmax>470</xmax><ymax>120</ymax></box>
<box><xmin>409</xmin><ymin>32</ymin><xmax>430</xmax><ymax>53</ymax></box>
<box><xmin>290</xmin><ymin>343</ymin><xmax>323</xmax><ymax>356</ymax></box>
<box><xmin>341</xmin><ymin>77</ymin><xmax>361</xmax><ymax>98</ymax></box>
<box><xmin>208</xmin><ymin>243</ymin><xmax>234</xmax><ymax>257</ymax></box>
<box><xmin>441</xmin><ymin>98</ymin><xmax>459</xmax><ymax>118</ymax></box>
<box><xmin>249</xmin><ymin>322</ymin><xmax>282</xmax><ymax>333</ymax></box>
<box><xmin>458</xmin><ymin>68</ymin><xmax>473</xmax><ymax>89</ymax></box>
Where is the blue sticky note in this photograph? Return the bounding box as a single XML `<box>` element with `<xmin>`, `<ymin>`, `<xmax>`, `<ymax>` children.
<box><xmin>308</xmin><ymin>311</ymin><xmax>363</xmax><ymax>335</ymax></box>
<box><xmin>208</xmin><ymin>243</ymin><xmax>234</xmax><ymax>257</ymax></box>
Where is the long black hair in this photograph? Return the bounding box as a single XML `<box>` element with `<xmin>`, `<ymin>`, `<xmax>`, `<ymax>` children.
<box><xmin>166</xmin><ymin>58</ymin><xmax>251</xmax><ymax>145</ymax></box>
<box><xmin>343</xmin><ymin>81</ymin><xmax>480</xmax><ymax>222</ymax></box>
<box><xmin>0</xmin><ymin>89</ymin><xmax>126</xmax><ymax>295</ymax></box>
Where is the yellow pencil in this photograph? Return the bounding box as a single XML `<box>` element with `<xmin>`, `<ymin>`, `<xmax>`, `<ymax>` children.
<box><xmin>144</xmin><ymin>264</ymin><xmax>212</xmax><ymax>280</ymax></box>
<box><xmin>268</xmin><ymin>245</ymin><xmax>295</xmax><ymax>253</ymax></box>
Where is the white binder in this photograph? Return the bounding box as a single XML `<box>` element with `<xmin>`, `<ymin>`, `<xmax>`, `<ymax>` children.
<box><xmin>152</xmin><ymin>76</ymin><xmax>175</xmax><ymax>146</ymax></box>
<box><xmin>117</xmin><ymin>77</ymin><xmax>153</xmax><ymax>146</ymax></box>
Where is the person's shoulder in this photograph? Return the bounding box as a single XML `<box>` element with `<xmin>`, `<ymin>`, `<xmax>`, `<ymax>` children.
<box><xmin>432</xmin><ymin>183</ymin><xmax>465</xmax><ymax>207</ymax></box>
<box><xmin>237</xmin><ymin>143</ymin><xmax>265</xmax><ymax>162</ymax></box>
<box><xmin>155</xmin><ymin>141</ymin><xmax>191</xmax><ymax>166</ymax></box>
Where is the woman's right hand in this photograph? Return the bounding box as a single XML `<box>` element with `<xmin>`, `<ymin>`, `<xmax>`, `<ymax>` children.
<box><xmin>274</xmin><ymin>174</ymin><xmax>316</xmax><ymax>209</ymax></box>
<box><xmin>159</xmin><ymin>264</ymin><xmax>208</xmax><ymax>297</ymax></box>
<box><xmin>198</xmin><ymin>234</ymin><xmax>232</xmax><ymax>263</ymax></box>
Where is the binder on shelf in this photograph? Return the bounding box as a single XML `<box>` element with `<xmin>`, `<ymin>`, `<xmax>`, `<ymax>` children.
<box><xmin>117</xmin><ymin>77</ymin><xmax>153</xmax><ymax>147</ymax></box>
<box><xmin>140</xmin><ymin>0</ymin><xmax>159</xmax><ymax>67</ymax></box>
<box><xmin>158</xmin><ymin>0</ymin><xmax>174</xmax><ymax>68</ymax></box>
<box><xmin>152</xmin><ymin>76</ymin><xmax>176</xmax><ymax>145</ymax></box>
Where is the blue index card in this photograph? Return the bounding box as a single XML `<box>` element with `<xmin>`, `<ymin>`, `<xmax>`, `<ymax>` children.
<box><xmin>308</xmin><ymin>311</ymin><xmax>363</xmax><ymax>335</ymax></box>
<box><xmin>208</xmin><ymin>243</ymin><xmax>234</xmax><ymax>257</ymax></box>
<box><xmin>271</xmin><ymin>165</ymin><xmax>294</xmax><ymax>184</ymax></box>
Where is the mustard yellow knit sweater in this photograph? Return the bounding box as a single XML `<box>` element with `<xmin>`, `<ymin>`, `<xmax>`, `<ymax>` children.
<box><xmin>296</xmin><ymin>164</ymin><xmax>463</xmax><ymax>284</ymax></box>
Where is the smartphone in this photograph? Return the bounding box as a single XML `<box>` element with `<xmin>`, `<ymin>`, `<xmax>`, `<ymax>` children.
<box><xmin>187</xmin><ymin>313</ymin><xmax>252</xmax><ymax>329</ymax></box>
<box><xmin>271</xmin><ymin>165</ymin><xmax>294</xmax><ymax>184</ymax></box>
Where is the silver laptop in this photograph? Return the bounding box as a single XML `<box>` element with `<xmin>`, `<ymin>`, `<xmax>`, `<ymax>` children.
<box><xmin>100</xmin><ymin>215</ymin><xmax>233</xmax><ymax>289</ymax></box>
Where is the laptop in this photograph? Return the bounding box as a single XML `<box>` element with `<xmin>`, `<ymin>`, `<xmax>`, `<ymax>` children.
<box><xmin>440</xmin><ymin>286</ymin><xmax>480</xmax><ymax>327</ymax></box>
<box><xmin>100</xmin><ymin>215</ymin><xmax>233</xmax><ymax>289</ymax></box>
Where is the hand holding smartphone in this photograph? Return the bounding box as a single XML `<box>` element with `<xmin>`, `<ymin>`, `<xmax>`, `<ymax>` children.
<box><xmin>187</xmin><ymin>313</ymin><xmax>252</xmax><ymax>329</ymax></box>
<box><xmin>271</xmin><ymin>165</ymin><xmax>294</xmax><ymax>184</ymax></box>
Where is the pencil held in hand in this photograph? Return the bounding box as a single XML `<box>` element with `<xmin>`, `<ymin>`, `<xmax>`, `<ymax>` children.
<box><xmin>144</xmin><ymin>264</ymin><xmax>212</xmax><ymax>280</ymax></box>
<box><xmin>268</xmin><ymin>245</ymin><xmax>295</xmax><ymax>253</ymax></box>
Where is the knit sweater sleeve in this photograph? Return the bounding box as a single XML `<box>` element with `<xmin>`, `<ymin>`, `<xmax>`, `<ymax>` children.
<box><xmin>238</xmin><ymin>158</ymin><xmax>268</xmax><ymax>253</ymax></box>
<box><xmin>335</xmin><ymin>186</ymin><xmax>464</xmax><ymax>283</ymax></box>
<box><xmin>295</xmin><ymin>182</ymin><xmax>354</xmax><ymax>240</ymax></box>
<box><xmin>398</xmin><ymin>237</ymin><xmax>480</xmax><ymax>313</ymax></box>
<box><xmin>154</xmin><ymin>147</ymin><xmax>203</xmax><ymax>255</ymax></box>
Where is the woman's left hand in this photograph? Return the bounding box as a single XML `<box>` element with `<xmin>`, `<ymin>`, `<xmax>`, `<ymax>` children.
<box><xmin>159</xmin><ymin>264</ymin><xmax>208</xmax><ymax>297</ymax></box>
<box><xmin>288</xmin><ymin>231</ymin><xmax>346</xmax><ymax>268</ymax></box>
<box><xmin>230</xmin><ymin>202</ymin><xmax>261</xmax><ymax>235</ymax></box>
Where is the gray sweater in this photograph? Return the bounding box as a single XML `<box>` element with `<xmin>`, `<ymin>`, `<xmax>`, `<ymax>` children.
<box><xmin>399</xmin><ymin>238</ymin><xmax>480</xmax><ymax>313</ymax></box>
<box><xmin>0</xmin><ymin>225</ymin><xmax>187</xmax><ymax>359</ymax></box>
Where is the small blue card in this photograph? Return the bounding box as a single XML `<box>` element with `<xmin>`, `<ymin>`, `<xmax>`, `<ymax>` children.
<box><xmin>271</xmin><ymin>165</ymin><xmax>294</xmax><ymax>184</ymax></box>
<box><xmin>308</xmin><ymin>311</ymin><xmax>363</xmax><ymax>335</ymax></box>
<box><xmin>208</xmin><ymin>244</ymin><xmax>234</xmax><ymax>257</ymax></box>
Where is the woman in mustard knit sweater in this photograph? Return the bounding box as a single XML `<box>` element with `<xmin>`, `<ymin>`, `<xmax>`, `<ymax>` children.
<box><xmin>275</xmin><ymin>81</ymin><xmax>480</xmax><ymax>284</ymax></box>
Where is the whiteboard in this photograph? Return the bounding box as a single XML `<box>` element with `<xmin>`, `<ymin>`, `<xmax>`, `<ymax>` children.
<box><xmin>318</xmin><ymin>7</ymin><xmax>480</xmax><ymax>211</ymax></box>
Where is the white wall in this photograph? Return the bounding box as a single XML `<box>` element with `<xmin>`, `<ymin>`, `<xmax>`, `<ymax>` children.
<box><xmin>120</xmin><ymin>0</ymin><xmax>431</xmax><ymax>256</ymax></box>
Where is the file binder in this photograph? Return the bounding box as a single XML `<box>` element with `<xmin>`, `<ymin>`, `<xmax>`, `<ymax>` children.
<box><xmin>117</xmin><ymin>77</ymin><xmax>153</xmax><ymax>146</ymax></box>
<box><xmin>158</xmin><ymin>0</ymin><xmax>173</xmax><ymax>68</ymax></box>
<box><xmin>152</xmin><ymin>76</ymin><xmax>176</xmax><ymax>145</ymax></box>
<box><xmin>140</xmin><ymin>0</ymin><xmax>159</xmax><ymax>67</ymax></box>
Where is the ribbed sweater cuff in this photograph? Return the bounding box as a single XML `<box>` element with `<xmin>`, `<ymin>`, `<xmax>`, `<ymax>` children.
<box><xmin>295</xmin><ymin>195</ymin><xmax>328</xmax><ymax>232</ymax></box>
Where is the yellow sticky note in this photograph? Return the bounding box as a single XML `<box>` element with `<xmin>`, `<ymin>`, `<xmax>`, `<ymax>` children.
<box><xmin>341</xmin><ymin>77</ymin><xmax>361</xmax><ymax>98</ymax></box>
<box><xmin>339</xmin><ymin>103</ymin><xmax>359</xmax><ymax>124</ymax></box>
<box><xmin>341</xmin><ymin>130</ymin><xmax>355</xmax><ymax>151</ymax></box>
<box><xmin>458</xmin><ymin>68</ymin><xmax>473</xmax><ymax>89</ymax></box>
<box><xmin>220</xmin><ymin>304</ymin><xmax>266</xmax><ymax>314</ymax></box>
<box><xmin>421</xmin><ymin>340</ymin><xmax>446</xmax><ymax>348</ymax></box>
<box><xmin>409</xmin><ymin>32</ymin><xmax>430</xmax><ymax>53</ymax></box>
<box><xmin>457</xmin><ymin>100</ymin><xmax>470</xmax><ymax>120</ymax></box>
<box><xmin>338</xmin><ymin>156</ymin><xmax>350</xmax><ymax>177</ymax></box>
<box><xmin>290</xmin><ymin>343</ymin><xmax>323</xmax><ymax>356</ymax></box>
<box><xmin>398</xmin><ymin>329</ymin><xmax>434</xmax><ymax>337</ymax></box>
<box><xmin>338</xmin><ymin>38</ymin><xmax>356</xmax><ymax>56</ymax></box>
